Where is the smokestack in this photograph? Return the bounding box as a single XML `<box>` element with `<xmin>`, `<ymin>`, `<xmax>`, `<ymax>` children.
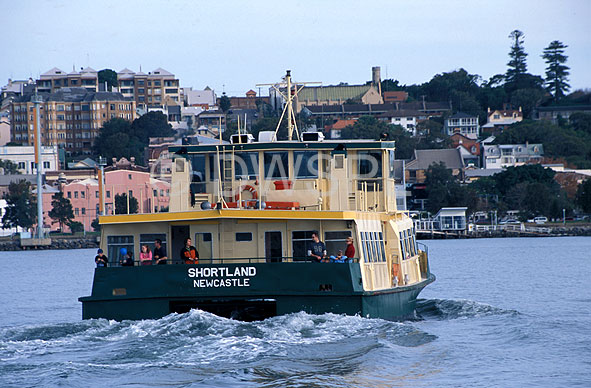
<box><xmin>372</xmin><ymin>66</ymin><xmax>382</xmax><ymax>96</ymax></box>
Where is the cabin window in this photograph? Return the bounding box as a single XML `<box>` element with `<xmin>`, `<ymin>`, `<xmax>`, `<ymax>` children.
<box><xmin>388</xmin><ymin>150</ymin><xmax>396</xmax><ymax>178</ymax></box>
<box><xmin>208</xmin><ymin>154</ymin><xmax>221</xmax><ymax>181</ymax></box>
<box><xmin>234</xmin><ymin>152</ymin><xmax>259</xmax><ymax>179</ymax></box>
<box><xmin>140</xmin><ymin>233</ymin><xmax>167</xmax><ymax>255</ymax></box>
<box><xmin>235</xmin><ymin>232</ymin><xmax>252</xmax><ymax>242</ymax></box>
<box><xmin>264</xmin><ymin>151</ymin><xmax>289</xmax><ymax>179</ymax></box>
<box><xmin>107</xmin><ymin>235</ymin><xmax>134</xmax><ymax>266</ymax></box>
<box><xmin>324</xmin><ymin>231</ymin><xmax>351</xmax><ymax>257</ymax></box>
<box><xmin>175</xmin><ymin>158</ymin><xmax>185</xmax><ymax>172</ymax></box>
<box><xmin>294</xmin><ymin>151</ymin><xmax>318</xmax><ymax>178</ymax></box>
<box><xmin>360</xmin><ymin>231</ymin><xmax>386</xmax><ymax>263</ymax></box>
<box><xmin>292</xmin><ymin>230</ymin><xmax>316</xmax><ymax>260</ymax></box>
<box><xmin>190</xmin><ymin>154</ymin><xmax>206</xmax><ymax>182</ymax></box>
<box><xmin>194</xmin><ymin>232</ymin><xmax>213</xmax><ymax>262</ymax></box>
<box><xmin>399</xmin><ymin>229</ymin><xmax>415</xmax><ymax>259</ymax></box>
<box><xmin>357</xmin><ymin>151</ymin><xmax>382</xmax><ymax>178</ymax></box>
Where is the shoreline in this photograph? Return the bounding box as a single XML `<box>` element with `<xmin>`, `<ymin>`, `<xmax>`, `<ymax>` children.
<box><xmin>0</xmin><ymin>236</ymin><xmax>99</xmax><ymax>251</ymax></box>
<box><xmin>418</xmin><ymin>225</ymin><xmax>591</xmax><ymax>239</ymax></box>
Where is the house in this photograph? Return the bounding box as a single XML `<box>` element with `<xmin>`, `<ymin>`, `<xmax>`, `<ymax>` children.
<box><xmin>377</xmin><ymin>109</ymin><xmax>425</xmax><ymax>135</ymax></box>
<box><xmin>0</xmin><ymin>145</ymin><xmax>59</xmax><ymax>174</ymax></box>
<box><xmin>383</xmin><ymin>91</ymin><xmax>408</xmax><ymax>103</ymax></box>
<box><xmin>183</xmin><ymin>86</ymin><xmax>217</xmax><ymax>108</ymax></box>
<box><xmin>303</xmin><ymin>101</ymin><xmax>451</xmax><ymax>120</ymax></box>
<box><xmin>535</xmin><ymin>105</ymin><xmax>591</xmax><ymax>123</ymax></box>
<box><xmin>481</xmin><ymin>106</ymin><xmax>523</xmax><ymax>134</ymax></box>
<box><xmin>481</xmin><ymin>143</ymin><xmax>543</xmax><ymax>169</ymax></box>
<box><xmin>433</xmin><ymin>207</ymin><xmax>467</xmax><ymax>231</ymax></box>
<box><xmin>405</xmin><ymin>148</ymin><xmax>464</xmax><ymax>184</ymax></box>
<box><xmin>444</xmin><ymin>112</ymin><xmax>480</xmax><ymax>139</ymax></box>
<box><xmin>325</xmin><ymin>119</ymin><xmax>357</xmax><ymax>139</ymax></box>
<box><xmin>450</xmin><ymin>133</ymin><xmax>481</xmax><ymax>167</ymax></box>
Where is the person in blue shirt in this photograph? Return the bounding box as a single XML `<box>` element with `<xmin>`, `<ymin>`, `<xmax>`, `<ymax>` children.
<box><xmin>307</xmin><ymin>232</ymin><xmax>327</xmax><ymax>262</ymax></box>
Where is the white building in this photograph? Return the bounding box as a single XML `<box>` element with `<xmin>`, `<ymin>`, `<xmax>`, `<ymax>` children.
<box><xmin>182</xmin><ymin>87</ymin><xmax>216</xmax><ymax>107</ymax></box>
<box><xmin>378</xmin><ymin>110</ymin><xmax>425</xmax><ymax>135</ymax></box>
<box><xmin>482</xmin><ymin>143</ymin><xmax>544</xmax><ymax>169</ymax></box>
<box><xmin>444</xmin><ymin>112</ymin><xmax>479</xmax><ymax>140</ymax></box>
<box><xmin>0</xmin><ymin>145</ymin><xmax>59</xmax><ymax>174</ymax></box>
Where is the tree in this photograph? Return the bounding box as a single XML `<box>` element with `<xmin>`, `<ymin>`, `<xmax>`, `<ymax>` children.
<box><xmin>48</xmin><ymin>192</ymin><xmax>74</xmax><ymax>232</ymax></box>
<box><xmin>2</xmin><ymin>180</ymin><xmax>36</xmax><ymax>231</ymax></box>
<box><xmin>0</xmin><ymin>159</ymin><xmax>20</xmax><ymax>174</ymax></box>
<box><xmin>91</xmin><ymin>218</ymin><xmax>100</xmax><ymax>232</ymax></box>
<box><xmin>98</xmin><ymin>69</ymin><xmax>118</xmax><ymax>91</ymax></box>
<box><xmin>505</xmin><ymin>30</ymin><xmax>528</xmax><ymax>92</ymax></box>
<box><xmin>576</xmin><ymin>179</ymin><xmax>591</xmax><ymax>213</ymax></box>
<box><xmin>219</xmin><ymin>93</ymin><xmax>231</xmax><ymax>113</ymax></box>
<box><xmin>424</xmin><ymin>162</ymin><xmax>478</xmax><ymax>214</ymax></box>
<box><xmin>114</xmin><ymin>193</ymin><xmax>138</xmax><ymax>214</ymax></box>
<box><xmin>69</xmin><ymin>220</ymin><xmax>84</xmax><ymax>234</ymax></box>
<box><xmin>542</xmin><ymin>40</ymin><xmax>570</xmax><ymax>101</ymax></box>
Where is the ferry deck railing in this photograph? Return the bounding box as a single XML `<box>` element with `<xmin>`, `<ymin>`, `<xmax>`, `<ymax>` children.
<box><xmin>109</xmin><ymin>256</ymin><xmax>360</xmax><ymax>267</ymax></box>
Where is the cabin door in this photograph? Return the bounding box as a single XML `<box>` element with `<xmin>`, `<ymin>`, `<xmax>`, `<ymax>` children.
<box><xmin>171</xmin><ymin>225</ymin><xmax>190</xmax><ymax>264</ymax></box>
<box><xmin>264</xmin><ymin>231</ymin><xmax>282</xmax><ymax>262</ymax></box>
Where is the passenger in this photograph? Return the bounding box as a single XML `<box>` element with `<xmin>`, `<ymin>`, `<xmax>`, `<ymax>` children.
<box><xmin>344</xmin><ymin>237</ymin><xmax>355</xmax><ymax>262</ymax></box>
<box><xmin>153</xmin><ymin>239</ymin><xmax>168</xmax><ymax>265</ymax></box>
<box><xmin>308</xmin><ymin>232</ymin><xmax>327</xmax><ymax>262</ymax></box>
<box><xmin>94</xmin><ymin>248</ymin><xmax>108</xmax><ymax>267</ymax></box>
<box><xmin>139</xmin><ymin>244</ymin><xmax>153</xmax><ymax>265</ymax></box>
<box><xmin>119</xmin><ymin>247</ymin><xmax>134</xmax><ymax>267</ymax></box>
<box><xmin>180</xmin><ymin>238</ymin><xmax>199</xmax><ymax>264</ymax></box>
<box><xmin>329</xmin><ymin>250</ymin><xmax>345</xmax><ymax>263</ymax></box>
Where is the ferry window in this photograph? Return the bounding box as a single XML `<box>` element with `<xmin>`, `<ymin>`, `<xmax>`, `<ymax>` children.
<box><xmin>235</xmin><ymin>232</ymin><xmax>252</xmax><ymax>242</ymax></box>
<box><xmin>234</xmin><ymin>152</ymin><xmax>259</xmax><ymax>179</ymax></box>
<box><xmin>140</xmin><ymin>233</ymin><xmax>167</xmax><ymax>254</ymax></box>
<box><xmin>107</xmin><ymin>236</ymin><xmax>134</xmax><ymax>266</ymax></box>
<box><xmin>264</xmin><ymin>151</ymin><xmax>289</xmax><ymax>179</ymax></box>
<box><xmin>378</xmin><ymin>232</ymin><xmax>386</xmax><ymax>262</ymax></box>
<box><xmin>358</xmin><ymin>151</ymin><xmax>382</xmax><ymax>178</ymax></box>
<box><xmin>399</xmin><ymin>231</ymin><xmax>407</xmax><ymax>260</ymax></box>
<box><xmin>324</xmin><ymin>231</ymin><xmax>351</xmax><ymax>257</ymax></box>
<box><xmin>190</xmin><ymin>154</ymin><xmax>206</xmax><ymax>182</ymax></box>
<box><xmin>292</xmin><ymin>230</ymin><xmax>316</xmax><ymax>260</ymax></box>
<box><xmin>195</xmin><ymin>232</ymin><xmax>213</xmax><ymax>262</ymax></box>
<box><xmin>389</xmin><ymin>150</ymin><xmax>396</xmax><ymax>178</ymax></box>
<box><xmin>208</xmin><ymin>154</ymin><xmax>221</xmax><ymax>181</ymax></box>
<box><xmin>294</xmin><ymin>151</ymin><xmax>318</xmax><ymax>178</ymax></box>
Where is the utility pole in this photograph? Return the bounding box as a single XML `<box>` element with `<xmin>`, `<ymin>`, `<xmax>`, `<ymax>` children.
<box><xmin>98</xmin><ymin>156</ymin><xmax>107</xmax><ymax>215</ymax></box>
<box><xmin>33</xmin><ymin>90</ymin><xmax>44</xmax><ymax>239</ymax></box>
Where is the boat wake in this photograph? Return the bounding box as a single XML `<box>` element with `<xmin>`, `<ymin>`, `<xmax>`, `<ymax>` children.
<box><xmin>415</xmin><ymin>298</ymin><xmax>519</xmax><ymax>320</ymax></box>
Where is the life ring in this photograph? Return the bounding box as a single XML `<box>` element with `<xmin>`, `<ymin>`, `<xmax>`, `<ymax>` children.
<box><xmin>392</xmin><ymin>262</ymin><xmax>399</xmax><ymax>278</ymax></box>
<box><xmin>234</xmin><ymin>185</ymin><xmax>258</xmax><ymax>201</ymax></box>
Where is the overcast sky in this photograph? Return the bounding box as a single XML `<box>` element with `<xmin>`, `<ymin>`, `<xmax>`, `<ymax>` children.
<box><xmin>3</xmin><ymin>0</ymin><xmax>590</xmax><ymax>96</ymax></box>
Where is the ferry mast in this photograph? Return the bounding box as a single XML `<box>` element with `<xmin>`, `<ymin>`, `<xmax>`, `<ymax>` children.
<box><xmin>256</xmin><ymin>70</ymin><xmax>320</xmax><ymax>141</ymax></box>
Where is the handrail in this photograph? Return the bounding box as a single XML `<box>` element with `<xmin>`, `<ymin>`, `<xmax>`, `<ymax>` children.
<box><xmin>109</xmin><ymin>256</ymin><xmax>359</xmax><ymax>267</ymax></box>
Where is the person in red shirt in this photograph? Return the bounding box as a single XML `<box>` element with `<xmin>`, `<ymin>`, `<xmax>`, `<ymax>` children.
<box><xmin>180</xmin><ymin>238</ymin><xmax>199</xmax><ymax>264</ymax></box>
<box><xmin>344</xmin><ymin>237</ymin><xmax>355</xmax><ymax>260</ymax></box>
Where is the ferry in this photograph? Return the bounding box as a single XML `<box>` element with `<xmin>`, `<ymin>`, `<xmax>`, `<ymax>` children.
<box><xmin>79</xmin><ymin>72</ymin><xmax>435</xmax><ymax>321</ymax></box>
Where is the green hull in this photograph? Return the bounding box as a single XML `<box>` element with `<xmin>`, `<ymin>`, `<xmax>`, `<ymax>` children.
<box><xmin>79</xmin><ymin>263</ymin><xmax>435</xmax><ymax>321</ymax></box>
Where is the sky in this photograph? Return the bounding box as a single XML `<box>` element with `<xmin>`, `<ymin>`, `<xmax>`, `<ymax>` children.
<box><xmin>3</xmin><ymin>0</ymin><xmax>590</xmax><ymax>97</ymax></box>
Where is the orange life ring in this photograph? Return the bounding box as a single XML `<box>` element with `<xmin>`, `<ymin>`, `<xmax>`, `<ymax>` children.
<box><xmin>234</xmin><ymin>185</ymin><xmax>258</xmax><ymax>201</ymax></box>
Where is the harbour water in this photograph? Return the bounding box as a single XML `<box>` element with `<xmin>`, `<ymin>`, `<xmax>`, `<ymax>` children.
<box><xmin>1</xmin><ymin>237</ymin><xmax>590</xmax><ymax>387</ymax></box>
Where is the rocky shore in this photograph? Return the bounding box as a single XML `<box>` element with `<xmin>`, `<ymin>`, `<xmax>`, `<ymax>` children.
<box><xmin>0</xmin><ymin>237</ymin><xmax>100</xmax><ymax>251</ymax></box>
<box><xmin>419</xmin><ymin>225</ymin><xmax>591</xmax><ymax>239</ymax></box>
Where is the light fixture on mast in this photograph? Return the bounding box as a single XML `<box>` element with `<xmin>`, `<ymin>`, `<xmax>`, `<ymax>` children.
<box><xmin>256</xmin><ymin>70</ymin><xmax>321</xmax><ymax>141</ymax></box>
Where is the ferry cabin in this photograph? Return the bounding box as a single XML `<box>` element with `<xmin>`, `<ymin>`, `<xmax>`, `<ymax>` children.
<box><xmin>90</xmin><ymin>139</ymin><xmax>432</xmax><ymax>319</ymax></box>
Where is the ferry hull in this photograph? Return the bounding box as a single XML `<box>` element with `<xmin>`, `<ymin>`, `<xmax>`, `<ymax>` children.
<box><xmin>79</xmin><ymin>263</ymin><xmax>434</xmax><ymax>321</ymax></box>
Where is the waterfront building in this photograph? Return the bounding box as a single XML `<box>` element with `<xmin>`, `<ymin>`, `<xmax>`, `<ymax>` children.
<box><xmin>481</xmin><ymin>143</ymin><xmax>543</xmax><ymax>169</ymax></box>
<box><xmin>444</xmin><ymin>112</ymin><xmax>480</xmax><ymax>140</ymax></box>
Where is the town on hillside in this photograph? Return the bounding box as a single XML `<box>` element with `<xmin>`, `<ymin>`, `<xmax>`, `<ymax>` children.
<box><xmin>0</xmin><ymin>31</ymin><xmax>590</xmax><ymax>239</ymax></box>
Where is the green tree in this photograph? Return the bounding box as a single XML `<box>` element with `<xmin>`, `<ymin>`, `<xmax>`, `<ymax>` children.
<box><xmin>505</xmin><ymin>30</ymin><xmax>528</xmax><ymax>92</ymax></box>
<box><xmin>69</xmin><ymin>220</ymin><xmax>84</xmax><ymax>234</ymax></box>
<box><xmin>569</xmin><ymin>113</ymin><xmax>591</xmax><ymax>135</ymax></box>
<box><xmin>219</xmin><ymin>93</ymin><xmax>231</xmax><ymax>112</ymax></box>
<box><xmin>510</xmin><ymin>88</ymin><xmax>545</xmax><ymax>118</ymax></box>
<box><xmin>0</xmin><ymin>159</ymin><xmax>20</xmax><ymax>174</ymax></box>
<box><xmin>48</xmin><ymin>192</ymin><xmax>74</xmax><ymax>232</ymax></box>
<box><xmin>576</xmin><ymin>179</ymin><xmax>591</xmax><ymax>213</ymax></box>
<box><xmin>1</xmin><ymin>180</ymin><xmax>36</xmax><ymax>231</ymax></box>
<box><xmin>542</xmin><ymin>40</ymin><xmax>570</xmax><ymax>101</ymax></box>
<box><xmin>380</xmin><ymin>79</ymin><xmax>405</xmax><ymax>92</ymax></box>
<box><xmin>91</xmin><ymin>218</ymin><xmax>100</xmax><ymax>232</ymax></box>
<box><xmin>98</xmin><ymin>69</ymin><xmax>118</xmax><ymax>91</ymax></box>
<box><xmin>114</xmin><ymin>193</ymin><xmax>139</xmax><ymax>214</ymax></box>
<box><xmin>424</xmin><ymin>162</ymin><xmax>478</xmax><ymax>214</ymax></box>
<box><xmin>130</xmin><ymin>111</ymin><xmax>174</xmax><ymax>143</ymax></box>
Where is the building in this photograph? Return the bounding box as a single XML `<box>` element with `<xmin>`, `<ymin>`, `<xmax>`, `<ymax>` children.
<box><xmin>1</xmin><ymin>78</ymin><xmax>36</xmax><ymax>110</ymax></box>
<box><xmin>0</xmin><ymin>114</ymin><xmax>10</xmax><ymax>145</ymax></box>
<box><xmin>117</xmin><ymin>67</ymin><xmax>180</xmax><ymax>110</ymax></box>
<box><xmin>405</xmin><ymin>148</ymin><xmax>464</xmax><ymax>184</ymax></box>
<box><xmin>535</xmin><ymin>105</ymin><xmax>591</xmax><ymax>123</ymax></box>
<box><xmin>383</xmin><ymin>91</ymin><xmax>408</xmax><ymax>103</ymax></box>
<box><xmin>481</xmin><ymin>106</ymin><xmax>523</xmax><ymax>134</ymax></box>
<box><xmin>0</xmin><ymin>145</ymin><xmax>59</xmax><ymax>174</ymax></box>
<box><xmin>325</xmin><ymin>119</ymin><xmax>357</xmax><ymax>139</ymax></box>
<box><xmin>450</xmin><ymin>133</ymin><xmax>481</xmax><ymax>167</ymax></box>
<box><xmin>481</xmin><ymin>143</ymin><xmax>544</xmax><ymax>169</ymax></box>
<box><xmin>303</xmin><ymin>101</ymin><xmax>451</xmax><ymax>120</ymax></box>
<box><xmin>10</xmin><ymin>88</ymin><xmax>136</xmax><ymax>155</ymax></box>
<box><xmin>224</xmin><ymin>90</ymin><xmax>267</xmax><ymax>110</ymax></box>
<box><xmin>36</xmin><ymin>67</ymin><xmax>99</xmax><ymax>93</ymax></box>
<box><xmin>444</xmin><ymin>112</ymin><xmax>480</xmax><ymax>139</ymax></box>
<box><xmin>183</xmin><ymin>87</ymin><xmax>217</xmax><ymax>108</ymax></box>
<box><xmin>377</xmin><ymin>109</ymin><xmax>426</xmax><ymax>135</ymax></box>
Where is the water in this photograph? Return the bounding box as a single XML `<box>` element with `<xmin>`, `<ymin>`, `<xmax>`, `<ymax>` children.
<box><xmin>1</xmin><ymin>237</ymin><xmax>590</xmax><ymax>387</ymax></box>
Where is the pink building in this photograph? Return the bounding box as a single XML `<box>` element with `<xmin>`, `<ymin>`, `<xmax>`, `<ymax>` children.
<box><xmin>53</xmin><ymin>170</ymin><xmax>170</xmax><ymax>231</ymax></box>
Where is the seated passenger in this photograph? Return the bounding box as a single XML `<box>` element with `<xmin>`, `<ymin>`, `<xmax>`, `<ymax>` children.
<box><xmin>139</xmin><ymin>244</ymin><xmax>153</xmax><ymax>265</ymax></box>
<box><xmin>330</xmin><ymin>250</ymin><xmax>345</xmax><ymax>263</ymax></box>
<box><xmin>180</xmin><ymin>238</ymin><xmax>199</xmax><ymax>264</ymax></box>
<box><xmin>94</xmin><ymin>248</ymin><xmax>108</xmax><ymax>267</ymax></box>
<box><xmin>119</xmin><ymin>248</ymin><xmax>134</xmax><ymax>267</ymax></box>
<box><xmin>153</xmin><ymin>239</ymin><xmax>168</xmax><ymax>265</ymax></box>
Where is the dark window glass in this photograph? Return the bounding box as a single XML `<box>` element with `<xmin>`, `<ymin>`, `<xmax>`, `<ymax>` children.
<box><xmin>294</xmin><ymin>151</ymin><xmax>318</xmax><ymax>178</ymax></box>
<box><xmin>235</xmin><ymin>232</ymin><xmax>253</xmax><ymax>242</ymax></box>
<box><xmin>325</xmin><ymin>230</ymin><xmax>352</xmax><ymax>257</ymax></box>
<box><xmin>107</xmin><ymin>235</ymin><xmax>134</xmax><ymax>266</ymax></box>
<box><xmin>264</xmin><ymin>151</ymin><xmax>288</xmax><ymax>179</ymax></box>
<box><xmin>292</xmin><ymin>230</ymin><xmax>315</xmax><ymax>260</ymax></box>
<box><xmin>358</xmin><ymin>151</ymin><xmax>382</xmax><ymax>178</ymax></box>
<box><xmin>140</xmin><ymin>233</ymin><xmax>167</xmax><ymax>255</ymax></box>
<box><xmin>234</xmin><ymin>152</ymin><xmax>259</xmax><ymax>179</ymax></box>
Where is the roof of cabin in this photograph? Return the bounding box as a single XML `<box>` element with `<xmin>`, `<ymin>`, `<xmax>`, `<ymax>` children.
<box><xmin>169</xmin><ymin>140</ymin><xmax>396</xmax><ymax>154</ymax></box>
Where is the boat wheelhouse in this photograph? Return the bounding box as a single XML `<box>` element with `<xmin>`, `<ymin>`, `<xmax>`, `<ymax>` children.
<box><xmin>80</xmin><ymin>137</ymin><xmax>434</xmax><ymax>321</ymax></box>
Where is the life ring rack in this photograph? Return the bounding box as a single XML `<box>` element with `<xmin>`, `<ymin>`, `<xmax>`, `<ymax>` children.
<box><xmin>234</xmin><ymin>184</ymin><xmax>258</xmax><ymax>201</ymax></box>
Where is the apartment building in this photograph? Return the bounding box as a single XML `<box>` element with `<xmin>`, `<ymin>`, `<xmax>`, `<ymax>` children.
<box><xmin>10</xmin><ymin>88</ymin><xmax>136</xmax><ymax>155</ymax></box>
<box><xmin>36</xmin><ymin>67</ymin><xmax>99</xmax><ymax>93</ymax></box>
<box><xmin>482</xmin><ymin>143</ymin><xmax>544</xmax><ymax>169</ymax></box>
<box><xmin>444</xmin><ymin>112</ymin><xmax>480</xmax><ymax>140</ymax></box>
<box><xmin>117</xmin><ymin>67</ymin><xmax>180</xmax><ymax>109</ymax></box>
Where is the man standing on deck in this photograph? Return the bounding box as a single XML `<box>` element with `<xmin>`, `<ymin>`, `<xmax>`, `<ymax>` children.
<box><xmin>308</xmin><ymin>232</ymin><xmax>327</xmax><ymax>262</ymax></box>
<box><xmin>153</xmin><ymin>239</ymin><xmax>168</xmax><ymax>265</ymax></box>
<box><xmin>180</xmin><ymin>238</ymin><xmax>199</xmax><ymax>264</ymax></box>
